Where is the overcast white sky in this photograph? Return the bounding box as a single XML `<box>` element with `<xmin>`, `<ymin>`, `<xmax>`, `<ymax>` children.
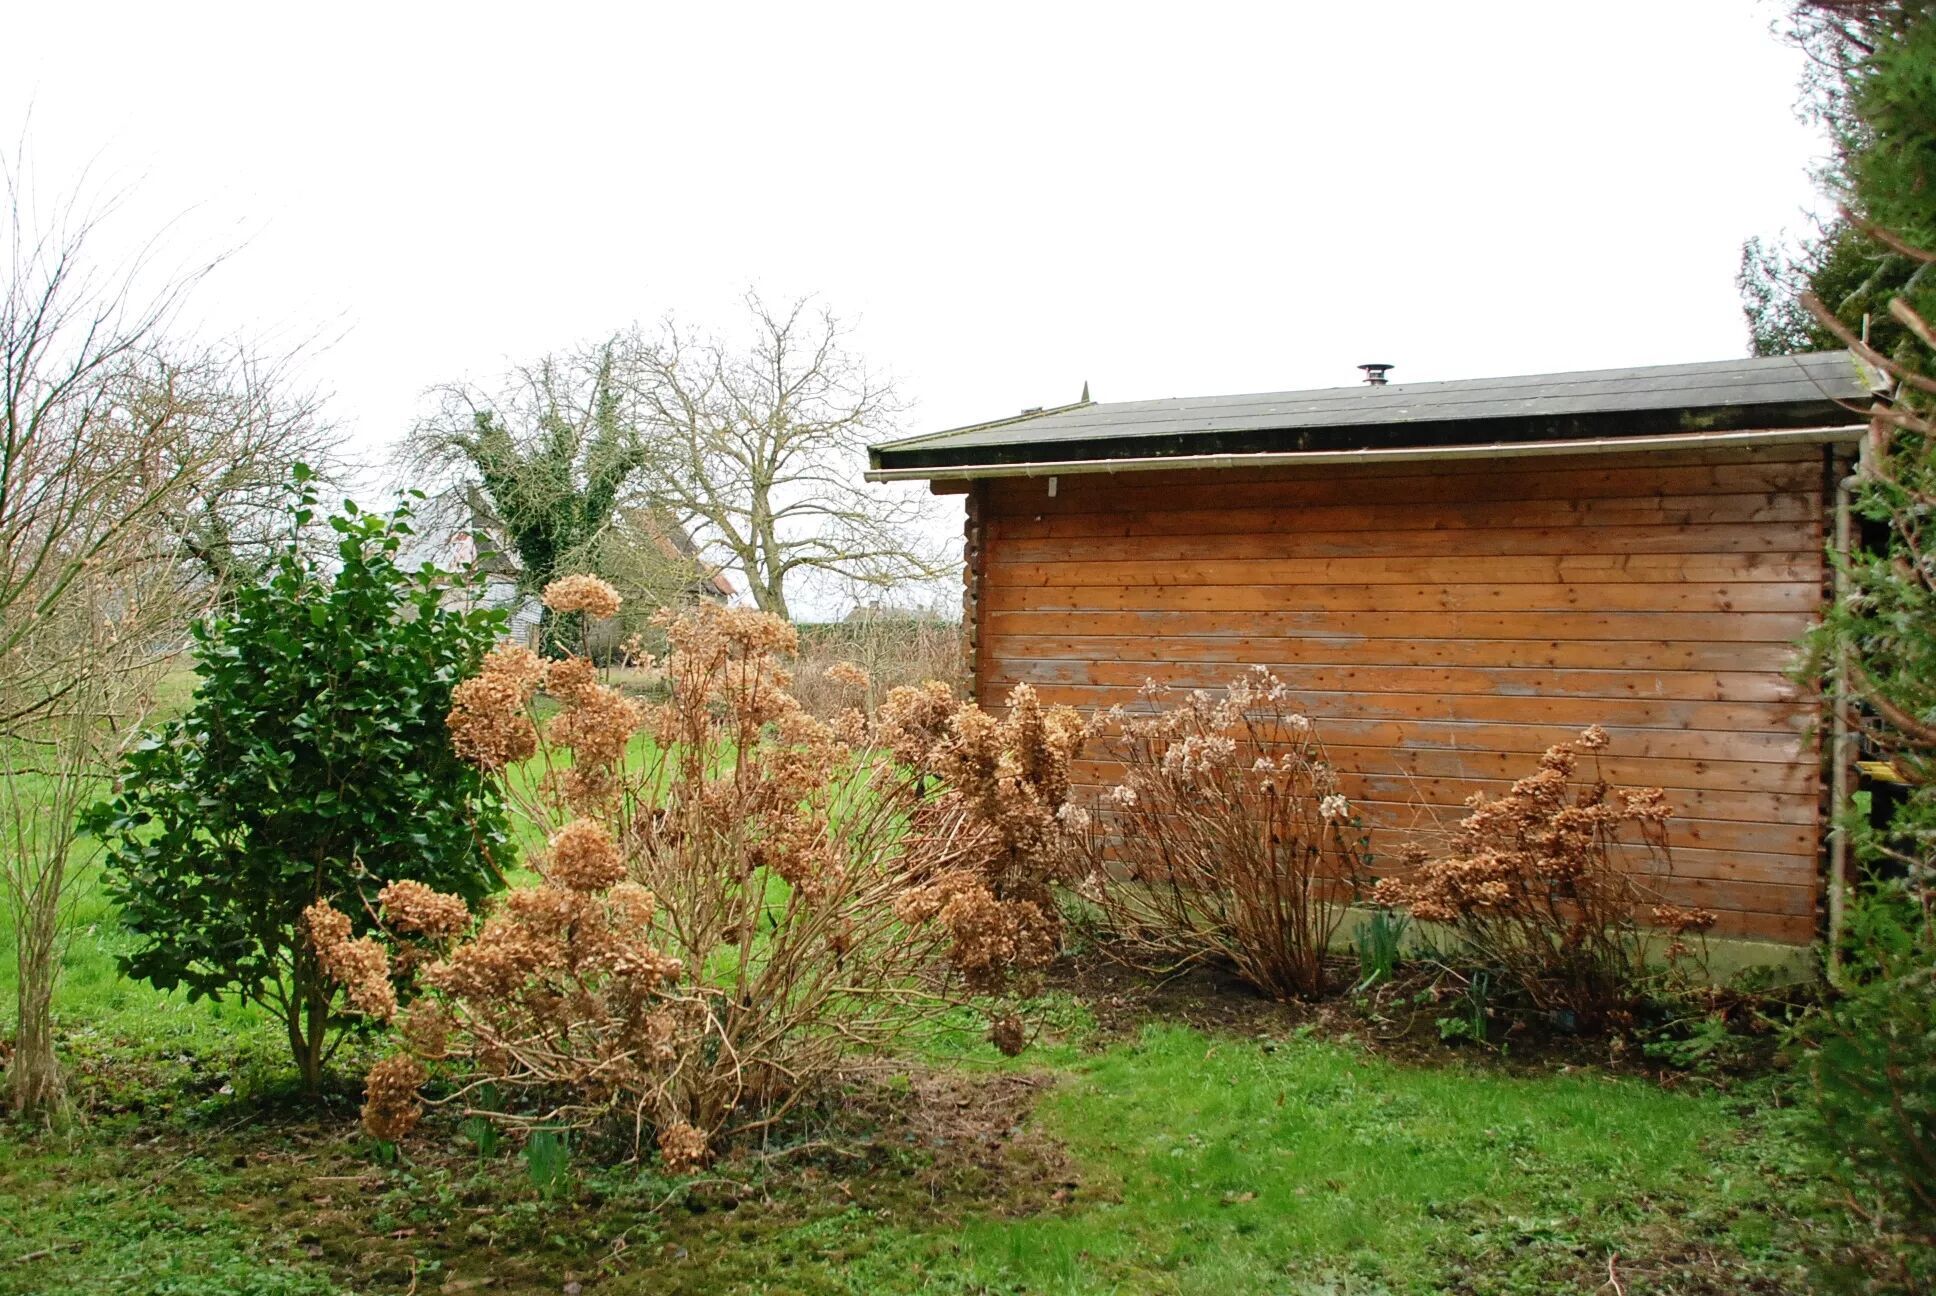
<box><xmin>7</xmin><ymin>1</ymin><xmax>1829</xmax><ymax>609</ymax></box>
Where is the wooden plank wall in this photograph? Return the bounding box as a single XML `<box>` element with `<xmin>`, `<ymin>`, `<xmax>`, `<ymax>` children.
<box><xmin>973</xmin><ymin>444</ymin><xmax>1829</xmax><ymax>944</ymax></box>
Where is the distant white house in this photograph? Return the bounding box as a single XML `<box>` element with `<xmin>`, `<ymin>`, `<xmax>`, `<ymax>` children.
<box><xmin>402</xmin><ymin>486</ymin><xmax>732</xmax><ymax>647</ymax></box>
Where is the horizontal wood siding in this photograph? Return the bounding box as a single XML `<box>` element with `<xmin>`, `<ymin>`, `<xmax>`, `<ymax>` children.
<box><xmin>975</xmin><ymin>446</ymin><xmax>1828</xmax><ymax>944</ymax></box>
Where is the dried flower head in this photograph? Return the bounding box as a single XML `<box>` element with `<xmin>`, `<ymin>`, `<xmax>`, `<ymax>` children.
<box><xmin>395</xmin><ymin>598</ymin><xmax>1087</xmax><ymax>1165</ymax></box>
<box><xmin>447</xmin><ymin>646</ymin><xmax>545</xmax><ymax>770</ymax></box>
<box><xmin>304</xmin><ymin>901</ymin><xmax>397</xmax><ymax>1020</ymax></box>
<box><xmin>1085</xmin><ymin>670</ymin><xmax>1364</xmax><ymax>1000</ymax></box>
<box><xmin>988</xmin><ymin>1011</ymin><xmax>1026</xmax><ymax>1057</ymax></box>
<box><xmin>1374</xmin><ymin>726</ymin><xmax>1689</xmax><ymax>1026</ymax></box>
<box><xmin>378</xmin><ymin>880</ymin><xmax>473</xmax><ymax>940</ymax></box>
<box><xmin>658</xmin><ymin>1121</ymin><xmax>709</xmax><ymax>1174</ymax></box>
<box><xmin>545</xmin><ymin>819</ymin><xmax>626</xmax><ymax>892</ymax></box>
<box><xmin>362</xmin><ymin>1054</ymin><xmax>427</xmax><ymax>1140</ymax></box>
<box><xmin>825</xmin><ymin>660</ymin><xmax>871</xmax><ymax>689</ymax></box>
<box><xmin>543</xmin><ymin>574</ymin><xmax>623</xmax><ymax>619</ymax></box>
<box><xmin>547</xmin><ymin>677</ymin><xmax>642</xmax><ymax>771</ymax></box>
<box><xmin>1652</xmin><ymin>903</ymin><xmax>1717</xmax><ymax>935</ymax></box>
<box><xmin>876</xmin><ymin>679</ymin><xmax>957</xmax><ymax>769</ymax></box>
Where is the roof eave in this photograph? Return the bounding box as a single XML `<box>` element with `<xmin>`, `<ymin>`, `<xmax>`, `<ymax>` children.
<box><xmin>865</xmin><ymin>423</ymin><xmax>1867</xmax><ymax>482</ymax></box>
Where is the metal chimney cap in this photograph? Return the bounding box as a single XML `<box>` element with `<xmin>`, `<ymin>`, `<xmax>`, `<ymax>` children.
<box><xmin>1358</xmin><ymin>363</ymin><xmax>1395</xmax><ymax>386</ymax></box>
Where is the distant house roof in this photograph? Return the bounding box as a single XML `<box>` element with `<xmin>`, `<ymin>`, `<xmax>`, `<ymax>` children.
<box><xmin>410</xmin><ymin>486</ymin><xmax>734</xmax><ymax>602</ymax></box>
<box><xmin>868</xmin><ymin>351</ymin><xmax>1883</xmax><ymax>479</ymax></box>
<box><xmin>633</xmin><ymin>511</ymin><xmax>736</xmax><ymax>600</ymax></box>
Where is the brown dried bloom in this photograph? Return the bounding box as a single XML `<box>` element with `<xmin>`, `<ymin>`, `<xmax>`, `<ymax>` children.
<box><xmin>1373</xmin><ymin>726</ymin><xmax>1687</xmax><ymax>1027</ymax></box>
<box><xmin>825</xmin><ymin>660</ymin><xmax>871</xmax><ymax>690</ymax></box>
<box><xmin>485</xmin><ymin>643</ymin><xmax>547</xmax><ymax>691</ymax></box>
<box><xmin>397</xmin><ymin>1001</ymin><xmax>454</xmax><ymax>1060</ymax></box>
<box><xmin>362</xmin><ymin>1054</ymin><xmax>427</xmax><ymax>1140</ymax></box>
<box><xmin>831</xmin><ymin>706</ymin><xmax>869</xmax><ymax>747</ymax></box>
<box><xmin>605</xmin><ymin>880</ymin><xmax>657</xmax><ymax>931</ymax></box>
<box><xmin>877</xmin><ymin>679</ymin><xmax>957</xmax><ymax>769</ymax></box>
<box><xmin>899</xmin><ymin>870</ymin><xmax>1058</xmax><ymax>994</ymax></box>
<box><xmin>658</xmin><ymin>1121</ymin><xmax>710</xmax><ymax>1174</ymax></box>
<box><xmin>304</xmin><ymin>901</ymin><xmax>397</xmax><ymax>1021</ymax></box>
<box><xmin>547</xmin><ymin>678</ymin><xmax>642</xmax><ymax>770</ymax></box>
<box><xmin>989</xmin><ymin>1011</ymin><xmax>1026</xmax><ymax>1057</ymax></box>
<box><xmin>543</xmin><ymin>573</ymin><xmax>623</xmax><ymax>619</ymax></box>
<box><xmin>1080</xmin><ymin>668</ymin><xmax>1366</xmax><ymax>1000</ymax></box>
<box><xmin>545</xmin><ymin>819</ymin><xmax>626</xmax><ymax>892</ymax></box>
<box><xmin>397</xmin><ymin>601</ymin><xmax>1091</xmax><ymax>1161</ymax></box>
<box><xmin>1652</xmin><ymin>904</ymin><xmax>1717</xmax><ymax>935</ymax></box>
<box><xmin>544</xmin><ymin>655</ymin><xmax>602</xmax><ymax>705</ymax></box>
<box><xmin>447</xmin><ymin>645</ymin><xmax>545</xmax><ymax>770</ymax></box>
<box><xmin>378</xmin><ymin>880</ymin><xmax>473</xmax><ymax>940</ymax></box>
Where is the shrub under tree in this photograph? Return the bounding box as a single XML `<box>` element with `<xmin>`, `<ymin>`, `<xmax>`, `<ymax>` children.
<box><xmin>90</xmin><ymin>474</ymin><xmax>512</xmax><ymax>1091</ymax></box>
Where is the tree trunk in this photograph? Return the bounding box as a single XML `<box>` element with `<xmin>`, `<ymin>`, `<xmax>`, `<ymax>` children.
<box><xmin>7</xmin><ymin>929</ymin><xmax>64</xmax><ymax>1117</ymax></box>
<box><xmin>3</xmin><ymin>806</ymin><xmax>74</xmax><ymax>1120</ymax></box>
<box><xmin>284</xmin><ymin>962</ymin><xmax>331</xmax><ymax>1094</ymax></box>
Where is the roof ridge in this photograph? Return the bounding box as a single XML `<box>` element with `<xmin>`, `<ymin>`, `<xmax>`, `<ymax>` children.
<box><xmin>1065</xmin><ymin>351</ymin><xmax>1861</xmax><ymax>416</ymax></box>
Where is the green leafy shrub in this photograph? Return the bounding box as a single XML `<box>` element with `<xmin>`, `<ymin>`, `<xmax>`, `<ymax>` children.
<box><xmin>1796</xmin><ymin>892</ymin><xmax>1936</xmax><ymax>1277</ymax></box>
<box><xmin>89</xmin><ymin>475</ymin><xmax>511</xmax><ymax>1090</ymax></box>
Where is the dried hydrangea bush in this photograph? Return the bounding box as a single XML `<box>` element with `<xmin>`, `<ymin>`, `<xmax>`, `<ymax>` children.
<box><xmin>314</xmin><ymin>577</ymin><xmax>1089</xmax><ymax>1165</ymax></box>
<box><xmin>1372</xmin><ymin>725</ymin><xmax>1714</xmax><ymax>1030</ymax></box>
<box><xmin>1076</xmin><ymin>668</ymin><xmax>1371</xmax><ymax>999</ymax></box>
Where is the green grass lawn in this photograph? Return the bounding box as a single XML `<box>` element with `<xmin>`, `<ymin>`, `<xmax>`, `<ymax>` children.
<box><xmin>0</xmin><ymin>971</ymin><xmax>1848</xmax><ymax>1296</ymax></box>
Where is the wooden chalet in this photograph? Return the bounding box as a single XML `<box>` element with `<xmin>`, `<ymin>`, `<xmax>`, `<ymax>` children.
<box><xmin>868</xmin><ymin>352</ymin><xmax>1885</xmax><ymax>945</ymax></box>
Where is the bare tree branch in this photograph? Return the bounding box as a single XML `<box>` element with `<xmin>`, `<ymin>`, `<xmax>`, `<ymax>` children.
<box><xmin>620</xmin><ymin>291</ymin><xmax>946</xmax><ymax>620</ymax></box>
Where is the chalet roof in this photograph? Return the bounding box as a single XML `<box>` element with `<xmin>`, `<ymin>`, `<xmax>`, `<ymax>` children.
<box><xmin>868</xmin><ymin>351</ymin><xmax>1881</xmax><ymax>478</ymax></box>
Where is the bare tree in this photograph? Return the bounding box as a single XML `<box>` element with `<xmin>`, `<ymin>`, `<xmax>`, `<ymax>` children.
<box><xmin>1</xmin><ymin>602</ymin><xmax>162</xmax><ymax>1116</ymax></box>
<box><xmin>623</xmin><ymin>292</ymin><xmax>944</xmax><ymax>621</ymax></box>
<box><xmin>0</xmin><ymin>150</ymin><xmax>329</xmax><ymax>1115</ymax></box>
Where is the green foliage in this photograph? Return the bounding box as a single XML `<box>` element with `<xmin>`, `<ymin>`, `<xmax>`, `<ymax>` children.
<box><xmin>1835</xmin><ymin>4</ymin><xmax>1936</xmax><ymax>255</ymax></box>
<box><xmin>1744</xmin><ymin>5</ymin><xmax>1936</xmax><ymax>360</ymax></box>
<box><xmin>1351</xmin><ymin>908</ymin><xmax>1409</xmax><ymax>991</ymax></box>
<box><xmin>88</xmin><ymin>476</ymin><xmax>511</xmax><ymax>1089</ymax></box>
<box><xmin>522</xmin><ymin>1129</ymin><xmax>572</xmax><ymax>1199</ymax></box>
<box><xmin>1739</xmin><ymin>222</ymin><xmax>1923</xmax><ymax>359</ymax></box>
<box><xmin>1434</xmin><ymin>971</ymin><xmax>1491</xmax><ymax>1047</ymax></box>
<box><xmin>1763</xmin><ymin>14</ymin><xmax>1936</xmax><ymax>1280</ymax></box>
<box><xmin>939</xmin><ymin>1023</ymin><xmax>1827</xmax><ymax>1294</ymax></box>
<box><xmin>1640</xmin><ymin>1010</ymin><xmax>1754</xmax><ymax>1075</ymax></box>
<box><xmin>458</xmin><ymin>1116</ymin><xmax>501</xmax><ymax>1159</ymax></box>
<box><xmin>0</xmin><ymin>996</ymin><xmax>1851</xmax><ymax>1296</ymax></box>
<box><xmin>1795</xmin><ymin>894</ymin><xmax>1936</xmax><ymax>1275</ymax></box>
<box><xmin>459</xmin><ymin>349</ymin><xmax>642</xmax><ymax>593</ymax></box>
<box><xmin>420</xmin><ymin>345</ymin><xmax>668</xmax><ymax>653</ymax></box>
<box><xmin>1810</xmin><ymin>413</ymin><xmax>1936</xmax><ymax>797</ymax></box>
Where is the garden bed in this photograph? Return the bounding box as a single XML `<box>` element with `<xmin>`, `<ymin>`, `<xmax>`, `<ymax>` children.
<box><xmin>0</xmin><ymin>953</ymin><xmax>1869</xmax><ymax>1296</ymax></box>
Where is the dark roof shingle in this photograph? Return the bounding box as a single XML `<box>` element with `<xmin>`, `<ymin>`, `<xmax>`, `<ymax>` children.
<box><xmin>870</xmin><ymin>351</ymin><xmax>1878</xmax><ymax>474</ymax></box>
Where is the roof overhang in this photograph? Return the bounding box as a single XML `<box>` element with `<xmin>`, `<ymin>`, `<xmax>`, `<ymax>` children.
<box><xmin>865</xmin><ymin>423</ymin><xmax>1866</xmax><ymax>483</ymax></box>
